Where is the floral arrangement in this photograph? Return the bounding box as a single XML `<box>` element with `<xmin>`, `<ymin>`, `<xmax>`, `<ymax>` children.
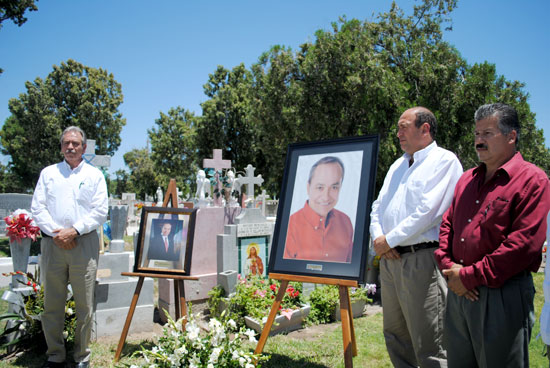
<box><xmin>130</xmin><ymin>313</ymin><xmax>269</xmax><ymax>368</ymax></box>
<box><xmin>3</xmin><ymin>209</ymin><xmax>41</xmax><ymax>243</ymax></box>
<box><xmin>0</xmin><ymin>269</ymin><xmax>76</xmax><ymax>352</ymax></box>
<box><xmin>208</xmin><ymin>276</ymin><xmax>303</xmax><ymax>328</ymax></box>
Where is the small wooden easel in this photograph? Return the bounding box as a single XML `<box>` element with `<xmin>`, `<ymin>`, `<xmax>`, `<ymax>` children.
<box><xmin>254</xmin><ymin>273</ymin><xmax>359</xmax><ymax>368</ymax></box>
<box><xmin>114</xmin><ymin>179</ymin><xmax>199</xmax><ymax>362</ymax></box>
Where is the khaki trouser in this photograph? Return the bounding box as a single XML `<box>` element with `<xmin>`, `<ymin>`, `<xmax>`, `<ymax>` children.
<box><xmin>41</xmin><ymin>231</ymin><xmax>99</xmax><ymax>363</ymax></box>
<box><xmin>380</xmin><ymin>249</ymin><xmax>448</xmax><ymax>368</ymax></box>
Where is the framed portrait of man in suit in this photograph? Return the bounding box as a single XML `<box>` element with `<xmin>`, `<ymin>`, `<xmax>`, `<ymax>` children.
<box><xmin>134</xmin><ymin>206</ymin><xmax>197</xmax><ymax>275</ymax></box>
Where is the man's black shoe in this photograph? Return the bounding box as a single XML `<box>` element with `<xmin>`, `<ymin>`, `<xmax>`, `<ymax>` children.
<box><xmin>41</xmin><ymin>361</ymin><xmax>66</xmax><ymax>368</ymax></box>
<box><xmin>74</xmin><ymin>362</ymin><xmax>90</xmax><ymax>368</ymax></box>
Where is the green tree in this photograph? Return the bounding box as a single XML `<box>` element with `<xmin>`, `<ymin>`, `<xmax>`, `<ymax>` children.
<box><xmin>0</xmin><ymin>59</ymin><xmax>126</xmax><ymax>190</ymax></box>
<box><xmin>197</xmin><ymin>64</ymin><xmax>257</xmax><ymax>174</ymax></box>
<box><xmin>148</xmin><ymin>107</ymin><xmax>198</xmax><ymax>195</ymax></box>
<box><xmin>109</xmin><ymin>168</ymin><xmax>130</xmax><ymax>198</ymax></box>
<box><xmin>123</xmin><ymin>148</ymin><xmax>158</xmax><ymax>200</ymax></box>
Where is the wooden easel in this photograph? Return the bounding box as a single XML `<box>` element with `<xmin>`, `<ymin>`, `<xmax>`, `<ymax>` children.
<box><xmin>114</xmin><ymin>179</ymin><xmax>198</xmax><ymax>362</ymax></box>
<box><xmin>254</xmin><ymin>273</ymin><xmax>359</xmax><ymax>368</ymax></box>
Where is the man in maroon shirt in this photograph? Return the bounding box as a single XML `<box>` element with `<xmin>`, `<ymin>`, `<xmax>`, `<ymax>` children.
<box><xmin>435</xmin><ymin>103</ymin><xmax>550</xmax><ymax>367</ymax></box>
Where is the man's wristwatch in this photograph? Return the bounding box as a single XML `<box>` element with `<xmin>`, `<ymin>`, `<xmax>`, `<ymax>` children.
<box><xmin>73</xmin><ymin>227</ymin><xmax>80</xmax><ymax>236</ymax></box>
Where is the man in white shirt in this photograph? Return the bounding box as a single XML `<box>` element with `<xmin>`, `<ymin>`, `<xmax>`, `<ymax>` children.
<box><xmin>32</xmin><ymin>126</ymin><xmax>108</xmax><ymax>368</ymax></box>
<box><xmin>370</xmin><ymin>107</ymin><xmax>463</xmax><ymax>367</ymax></box>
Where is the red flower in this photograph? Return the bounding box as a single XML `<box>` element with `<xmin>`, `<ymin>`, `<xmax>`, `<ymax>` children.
<box><xmin>269</xmin><ymin>284</ymin><xmax>277</xmax><ymax>292</ymax></box>
<box><xmin>4</xmin><ymin>210</ymin><xmax>40</xmax><ymax>243</ymax></box>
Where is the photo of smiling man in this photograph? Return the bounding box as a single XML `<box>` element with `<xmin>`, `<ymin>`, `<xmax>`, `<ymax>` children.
<box><xmin>283</xmin><ymin>156</ymin><xmax>355</xmax><ymax>263</ymax></box>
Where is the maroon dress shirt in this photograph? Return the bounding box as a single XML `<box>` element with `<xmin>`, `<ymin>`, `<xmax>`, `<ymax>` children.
<box><xmin>435</xmin><ymin>152</ymin><xmax>550</xmax><ymax>290</ymax></box>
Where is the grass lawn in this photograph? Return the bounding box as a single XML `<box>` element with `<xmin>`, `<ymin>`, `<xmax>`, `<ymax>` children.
<box><xmin>0</xmin><ymin>272</ymin><xmax>548</xmax><ymax>367</ymax></box>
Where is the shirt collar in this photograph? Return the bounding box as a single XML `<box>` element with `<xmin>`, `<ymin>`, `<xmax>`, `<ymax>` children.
<box><xmin>404</xmin><ymin>141</ymin><xmax>437</xmax><ymax>164</ymax></box>
<box><xmin>62</xmin><ymin>159</ymin><xmax>85</xmax><ymax>173</ymax></box>
<box><xmin>302</xmin><ymin>200</ymin><xmax>333</xmax><ymax>227</ymax></box>
<box><xmin>473</xmin><ymin>151</ymin><xmax>522</xmax><ymax>179</ymax></box>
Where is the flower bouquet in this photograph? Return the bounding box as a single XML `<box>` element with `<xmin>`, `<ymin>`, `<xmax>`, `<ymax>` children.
<box><xmin>3</xmin><ymin>209</ymin><xmax>40</xmax><ymax>243</ymax></box>
<box><xmin>0</xmin><ymin>270</ymin><xmax>76</xmax><ymax>353</ymax></box>
<box><xmin>131</xmin><ymin>313</ymin><xmax>269</xmax><ymax>368</ymax></box>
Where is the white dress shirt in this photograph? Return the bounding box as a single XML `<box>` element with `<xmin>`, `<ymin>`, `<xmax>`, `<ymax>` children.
<box><xmin>31</xmin><ymin>160</ymin><xmax>108</xmax><ymax>237</ymax></box>
<box><xmin>370</xmin><ymin>141</ymin><xmax>463</xmax><ymax>247</ymax></box>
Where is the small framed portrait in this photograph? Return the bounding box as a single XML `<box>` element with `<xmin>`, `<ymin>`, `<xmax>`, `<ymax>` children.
<box><xmin>238</xmin><ymin>236</ymin><xmax>269</xmax><ymax>278</ymax></box>
<box><xmin>268</xmin><ymin>135</ymin><xmax>379</xmax><ymax>282</ymax></box>
<box><xmin>134</xmin><ymin>206</ymin><xmax>197</xmax><ymax>276</ymax></box>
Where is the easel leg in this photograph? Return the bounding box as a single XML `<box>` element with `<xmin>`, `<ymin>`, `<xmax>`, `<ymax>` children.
<box><xmin>254</xmin><ymin>280</ymin><xmax>289</xmax><ymax>354</ymax></box>
<box><xmin>346</xmin><ymin>288</ymin><xmax>357</xmax><ymax>356</ymax></box>
<box><xmin>174</xmin><ymin>280</ymin><xmax>181</xmax><ymax>320</ymax></box>
<box><xmin>339</xmin><ymin>285</ymin><xmax>354</xmax><ymax>367</ymax></box>
<box><xmin>177</xmin><ymin>279</ymin><xmax>188</xmax><ymax>330</ymax></box>
<box><xmin>114</xmin><ymin>276</ymin><xmax>145</xmax><ymax>362</ymax></box>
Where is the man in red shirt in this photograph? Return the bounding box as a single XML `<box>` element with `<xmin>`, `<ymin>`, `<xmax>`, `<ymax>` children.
<box><xmin>435</xmin><ymin>103</ymin><xmax>550</xmax><ymax>367</ymax></box>
<box><xmin>283</xmin><ymin>156</ymin><xmax>353</xmax><ymax>263</ymax></box>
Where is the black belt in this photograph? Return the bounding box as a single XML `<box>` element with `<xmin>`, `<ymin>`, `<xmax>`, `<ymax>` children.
<box><xmin>395</xmin><ymin>241</ymin><xmax>438</xmax><ymax>254</ymax></box>
<box><xmin>42</xmin><ymin>232</ymin><xmax>52</xmax><ymax>238</ymax></box>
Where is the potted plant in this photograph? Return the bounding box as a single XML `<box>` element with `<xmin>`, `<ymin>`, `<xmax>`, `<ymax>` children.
<box><xmin>3</xmin><ymin>209</ymin><xmax>41</xmax><ymax>286</ymax></box>
<box><xmin>130</xmin><ymin>312</ymin><xmax>269</xmax><ymax>368</ymax></box>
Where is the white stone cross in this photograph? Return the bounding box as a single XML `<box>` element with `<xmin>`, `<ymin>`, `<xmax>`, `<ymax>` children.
<box><xmin>237</xmin><ymin>164</ymin><xmax>264</xmax><ymax>200</ymax></box>
<box><xmin>83</xmin><ymin>139</ymin><xmax>111</xmax><ymax>168</ymax></box>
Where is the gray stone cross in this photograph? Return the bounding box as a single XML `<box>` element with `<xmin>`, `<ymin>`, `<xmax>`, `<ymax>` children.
<box><xmin>83</xmin><ymin>139</ymin><xmax>111</xmax><ymax>168</ymax></box>
<box><xmin>237</xmin><ymin>164</ymin><xmax>264</xmax><ymax>199</ymax></box>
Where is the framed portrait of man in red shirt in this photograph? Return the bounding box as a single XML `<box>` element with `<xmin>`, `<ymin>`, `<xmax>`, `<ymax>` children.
<box><xmin>269</xmin><ymin>135</ymin><xmax>379</xmax><ymax>282</ymax></box>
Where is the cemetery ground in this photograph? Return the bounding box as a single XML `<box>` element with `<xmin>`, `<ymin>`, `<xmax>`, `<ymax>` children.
<box><xmin>0</xmin><ymin>235</ymin><xmax>548</xmax><ymax>367</ymax></box>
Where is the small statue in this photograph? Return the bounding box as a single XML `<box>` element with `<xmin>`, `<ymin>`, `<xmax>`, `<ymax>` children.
<box><xmin>195</xmin><ymin>170</ymin><xmax>210</xmax><ymax>199</ymax></box>
<box><xmin>156</xmin><ymin>186</ymin><xmax>163</xmax><ymax>205</ymax></box>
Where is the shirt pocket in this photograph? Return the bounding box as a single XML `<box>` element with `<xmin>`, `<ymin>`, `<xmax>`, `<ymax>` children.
<box><xmin>76</xmin><ymin>180</ymin><xmax>95</xmax><ymax>205</ymax></box>
<box><xmin>481</xmin><ymin>197</ymin><xmax>511</xmax><ymax>228</ymax></box>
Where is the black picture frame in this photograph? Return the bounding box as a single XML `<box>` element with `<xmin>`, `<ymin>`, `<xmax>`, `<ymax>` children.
<box><xmin>238</xmin><ymin>236</ymin><xmax>269</xmax><ymax>278</ymax></box>
<box><xmin>268</xmin><ymin>135</ymin><xmax>379</xmax><ymax>282</ymax></box>
<box><xmin>134</xmin><ymin>206</ymin><xmax>197</xmax><ymax>276</ymax></box>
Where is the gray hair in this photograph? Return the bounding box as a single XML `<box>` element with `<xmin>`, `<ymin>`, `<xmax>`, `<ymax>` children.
<box><xmin>60</xmin><ymin>126</ymin><xmax>87</xmax><ymax>146</ymax></box>
<box><xmin>474</xmin><ymin>103</ymin><xmax>520</xmax><ymax>144</ymax></box>
<box><xmin>308</xmin><ymin>156</ymin><xmax>345</xmax><ymax>184</ymax></box>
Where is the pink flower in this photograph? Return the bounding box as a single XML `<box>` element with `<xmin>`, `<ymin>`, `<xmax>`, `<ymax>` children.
<box><xmin>280</xmin><ymin>308</ymin><xmax>295</xmax><ymax>320</ymax></box>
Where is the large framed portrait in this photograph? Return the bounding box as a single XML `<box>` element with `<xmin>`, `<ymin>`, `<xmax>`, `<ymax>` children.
<box><xmin>238</xmin><ymin>236</ymin><xmax>269</xmax><ymax>278</ymax></box>
<box><xmin>268</xmin><ymin>135</ymin><xmax>379</xmax><ymax>282</ymax></box>
<box><xmin>134</xmin><ymin>206</ymin><xmax>197</xmax><ymax>276</ymax></box>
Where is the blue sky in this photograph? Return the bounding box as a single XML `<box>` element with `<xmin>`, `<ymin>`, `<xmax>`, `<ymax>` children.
<box><xmin>1</xmin><ymin>0</ymin><xmax>548</xmax><ymax>176</ymax></box>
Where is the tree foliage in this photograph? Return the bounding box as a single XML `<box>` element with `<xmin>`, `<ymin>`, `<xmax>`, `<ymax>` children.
<box><xmin>148</xmin><ymin>107</ymin><xmax>198</xmax><ymax>195</ymax></box>
<box><xmin>0</xmin><ymin>59</ymin><xmax>126</xmax><ymax>190</ymax></box>
<box><xmin>197</xmin><ymin>64</ymin><xmax>257</xmax><ymax>173</ymax></box>
<box><xmin>123</xmin><ymin>148</ymin><xmax>158</xmax><ymax>200</ymax></box>
<box><xmin>0</xmin><ymin>0</ymin><xmax>38</xmax><ymax>29</ymax></box>
<box><xmin>193</xmin><ymin>0</ymin><xmax>550</xmax><ymax>195</ymax></box>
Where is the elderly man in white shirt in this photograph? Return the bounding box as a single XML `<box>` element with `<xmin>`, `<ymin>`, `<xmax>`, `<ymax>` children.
<box><xmin>31</xmin><ymin>126</ymin><xmax>108</xmax><ymax>368</ymax></box>
<box><xmin>370</xmin><ymin>107</ymin><xmax>463</xmax><ymax>367</ymax></box>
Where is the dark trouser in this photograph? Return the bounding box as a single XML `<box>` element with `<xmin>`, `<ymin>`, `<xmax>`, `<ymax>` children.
<box><xmin>445</xmin><ymin>272</ymin><xmax>534</xmax><ymax>368</ymax></box>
